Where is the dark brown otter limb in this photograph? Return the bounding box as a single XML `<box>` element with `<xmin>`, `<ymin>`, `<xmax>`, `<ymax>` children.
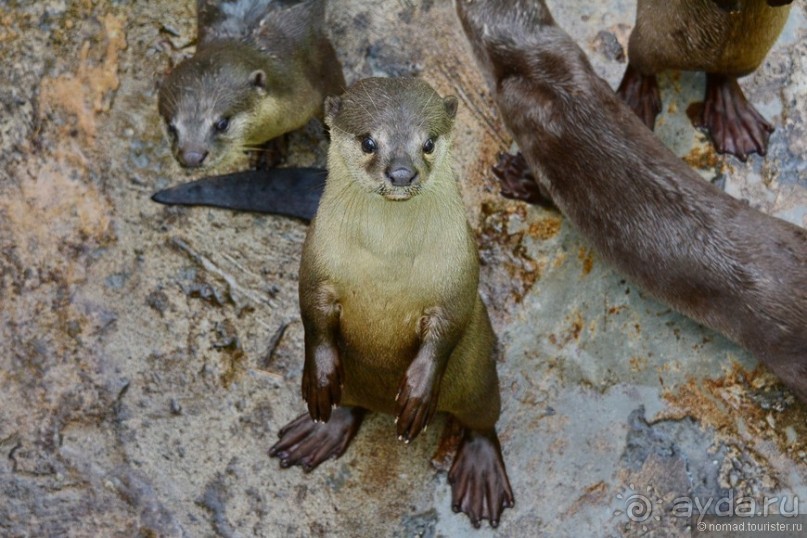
<box><xmin>699</xmin><ymin>74</ymin><xmax>774</xmax><ymax>161</ymax></box>
<box><xmin>448</xmin><ymin>427</ymin><xmax>514</xmax><ymax>529</ymax></box>
<box><xmin>269</xmin><ymin>407</ymin><xmax>366</xmax><ymax>472</ymax></box>
<box><xmin>492</xmin><ymin>151</ymin><xmax>555</xmax><ymax>208</ymax></box>
<box><xmin>395</xmin><ymin>310</ymin><xmax>456</xmax><ymax>443</ymax></box>
<box><xmin>616</xmin><ymin>63</ymin><xmax>662</xmax><ymax>130</ymax></box>
<box><xmin>249</xmin><ymin>135</ymin><xmax>289</xmax><ymax>170</ymax></box>
<box><xmin>430</xmin><ymin>416</ymin><xmax>463</xmax><ymax>471</ymax></box>
<box><xmin>300</xmin><ymin>286</ymin><xmax>343</xmax><ymax>423</ymax></box>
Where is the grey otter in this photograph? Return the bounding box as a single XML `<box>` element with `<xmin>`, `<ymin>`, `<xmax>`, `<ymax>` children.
<box><xmin>269</xmin><ymin>77</ymin><xmax>514</xmax><ymax>528</ymax></box>
<box><xmin>616</xmin><ymin>0</ymin><xmax>793</xmax><ymax>160</ymax></box>
<box><xmin>157</xmin><ymin>0</ymin><xmax>345</xmax><ymax>169</ymax></box>
<box><xmin>455</xmin><ymin>0</ymin><xmax>807</xmax><ymax>401</ymax></box>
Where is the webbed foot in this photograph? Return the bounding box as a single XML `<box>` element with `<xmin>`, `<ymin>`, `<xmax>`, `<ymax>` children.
<box><xmin>492</xmin><ymin>152</ymin><xmax>555</xmax><ymax>208</ymax></box>
<box><xmin>448</xmin><ymin>428</ymin><xmax>514</xmax><ymax>528</ymax></box>
<box><xmin>616</xmin><ymin>63</ymin><xmax>662</xmax><ymax>130</ymax></box>
<box><xmin>699</xmin><ymin>74</ymin><xmax>773</xmax><ymax>161</ymax></box>
<box><xmin>269</xmin><ymin>407</ymin><xmax>365</xmax><ymax>472</ymax></box>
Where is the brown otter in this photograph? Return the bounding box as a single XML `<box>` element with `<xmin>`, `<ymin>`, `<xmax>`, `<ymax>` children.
<box><xmin>268</xmin><ymin>77</ymin><xmax>514</xmax><ymax>528</ymax></box>
<box><xmin>616</xmin><ymin>0</ymin><xmax>793</xmax><ymax>160</ymax></box>
<box><xmin>157</xmin><ymin>0</ymin><xmax>345</xmax><ymax>169</ymax></box>
<box><xmin>455</xmin><ymin>0</ymin><xmax>807</xmax><ymax>401</ymax></box>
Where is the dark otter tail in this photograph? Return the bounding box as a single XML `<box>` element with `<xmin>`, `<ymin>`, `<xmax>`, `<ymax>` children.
<box><xmin>151</xmin><ymin>167</ymin><xmax>326</xmax><ymax>222</ymax></box>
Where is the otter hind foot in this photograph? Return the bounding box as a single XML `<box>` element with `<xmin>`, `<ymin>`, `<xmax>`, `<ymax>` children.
<box><xmin>492</xmin><ymin>152</ymin><xmax>555</xmax><ymax>208</ymax></box>
<box><xmin>616</xmin><ymin>63</ymin><xmax>661</xmax><ymax>130</ymax></box>
<box><xmin>700</xmin><ymin>74</ymin><xmax>773</xmax><ymax>161</ymax></box>
<box><xmin>269</xmin><ymin>407</ymin><xmax>365</xmax><ymax>472</ymax></box>
<box><xmin>448</xmin><ymin>428</ymin><xmax>514</xmax><ymax>528</ymax></box>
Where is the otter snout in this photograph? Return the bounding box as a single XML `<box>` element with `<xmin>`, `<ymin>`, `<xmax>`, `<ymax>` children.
<box><xmin>385</xmin><ymin>157</ymin><xmax>419</xmax><ymax>186</ymax></box>
<box><xmin>178</xmin><ymin>148</ymin><xmax>209</xmax><ymax>168</ymax></box>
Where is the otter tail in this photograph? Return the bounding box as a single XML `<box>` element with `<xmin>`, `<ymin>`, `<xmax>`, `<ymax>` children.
<box><xmin>151</xmin><ymin>167</ymin><xmax>326</xmax><ymax>222</ymax></box>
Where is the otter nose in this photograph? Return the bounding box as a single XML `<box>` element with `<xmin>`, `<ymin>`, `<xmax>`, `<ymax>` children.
<box><xmin>179</xmin><ymin>149</ymin><xmax>209</xmax><ymax>168</ymax></box>
<box><xmin>385</xmin><ymin>159</ymin><xmax>419</xmax><ymax>186</ymax></box>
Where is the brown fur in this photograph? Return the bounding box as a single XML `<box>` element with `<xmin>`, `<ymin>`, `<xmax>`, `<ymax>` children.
<box><xmin>629</xmin><ymin>0</ymin><xmax>791</xmax><ymax>77</ymax></box>
<box><xmin>456</xmin><ymin>0</ymin><xmax>807</xmax><ymax>402</ymax></box>
<box><xmin>158</xmin><ymin>0</ymin><xmax>345</xmax><ymax>169</ymax></box>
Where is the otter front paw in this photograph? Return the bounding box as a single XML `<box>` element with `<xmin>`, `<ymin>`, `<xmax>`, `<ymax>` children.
<box><xmin>395</xmin><ymin>360</ymin><xmax>440</xmax><ymax>443</ymax></box>
<box><xmin>492</xmin><ymin>152</ymin><xmax>555</xmax><ymax>208</ymax></box>
<box><xmin>301</xmin><ymin>344</ymin><xmax>342</xmax><ymax>423</ymax></box>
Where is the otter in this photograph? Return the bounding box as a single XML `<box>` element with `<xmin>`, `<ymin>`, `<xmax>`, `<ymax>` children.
<box><xmin>616</xmin><ymin>0</ymin><xmax>793</xmax><ymax>160</ymax></box>
<box><xmin>455</xmin><ymin>0</ymin><xmax>807</xmax><ymax>401</ymax></box>
<box><xmin>157</xmin><ymin>0</ymin><xmax>345</xmax><ymax>169</ymax></box>
<box><xmin>268</xmin><ymin>77</ymin><xmax>514</xmax><ymax>528</ymax></box>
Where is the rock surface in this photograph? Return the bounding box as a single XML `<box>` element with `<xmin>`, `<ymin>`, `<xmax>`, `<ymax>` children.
<box><xmin>0</xmin><ymin>1</ymin><xmax>805</xmax><ymax>536</ymax></box>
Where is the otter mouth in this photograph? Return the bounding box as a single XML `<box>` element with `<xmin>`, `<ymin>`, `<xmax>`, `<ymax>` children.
<box><xmin>383</xmin><ymin>192</ymin><xmax>414</xmax><ymax>201</ymax></box>
<box><xmin>377</xmin><ymin>185</ymin><xmax>420</xmax><ymax>201</ymax></box>
<box><xmin>376</xmin><ymin>185</ymin><xmax>420</xmax><ymax>202</ymax></box>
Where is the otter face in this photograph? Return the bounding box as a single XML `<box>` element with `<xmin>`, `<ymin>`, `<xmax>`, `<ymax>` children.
<box><xmin>325</xmin><ymin>78</ymin><xmax>458</xmax><ymax>201</ymax></box>
<box><xmin>158</xmin><ymin>45</ymin><xmax>268</xmax><ymax>169</ymax></box>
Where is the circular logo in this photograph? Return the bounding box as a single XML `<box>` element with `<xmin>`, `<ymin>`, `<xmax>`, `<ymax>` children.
<box><xmin>625</xmin><ymin>493</ymin><xmax>652</xmax><ymax>522</ymax></box>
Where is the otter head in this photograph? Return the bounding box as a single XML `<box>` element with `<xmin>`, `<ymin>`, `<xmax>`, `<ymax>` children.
<box><xmin>324</xmin><ymin>77</ymin><xmax>458</xmax><ymax>202</ymax></box>
<box><xmin>157</xmin><ymin>42</ymin><xmax>271</xmax><ymax>169</ymax></box>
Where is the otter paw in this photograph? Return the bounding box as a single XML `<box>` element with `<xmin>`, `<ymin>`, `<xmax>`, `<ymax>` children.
<box><xmin>616</xmin><ymin>64</ymin><xmax>661</xmax><ymax>130</ymax></box>
<box><xmin>701</xmin><ymin>75</ymin><xmax>773</xmax><ymax>161</ymax></box>
<box><xmin>301</xmin><ymin>344</ymin><xmax>343</xmax><ymax>423</ymax></box>
<box><xmin>448</xmin><ymin>429</ymin><xmax>514</xmax><ymax>528</ymax></box>
<box><xmin>269</xmin><ymin>408</ymin><xmax>364</xmax><ymax>472</ymax></box>
<box><xmin>492</xmin><ymin>152</ymin><xmax>554</xmax><ymax>207</ymax></box>
<box><xmin>395</xmin><ymin>364</ymin><xmax>440</xmax><ymax>443</ymax></box>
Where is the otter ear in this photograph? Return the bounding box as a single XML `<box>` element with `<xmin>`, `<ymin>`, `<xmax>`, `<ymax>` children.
<box><xmin>250</xmin><ymin>69</ymin><xmax>266</xmax><ymax>89</ymax></box>
<box><xmin>324</xmin><ymin>95</ymin><xmax>342</xmax><ymax>126</ymax></box>
<box><xmin>443</xmin><ymin>96</ymin><xmax>458</xmax><ymax>120</ymax></box>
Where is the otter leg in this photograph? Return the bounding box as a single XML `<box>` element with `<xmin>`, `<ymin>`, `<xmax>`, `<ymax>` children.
<box><xmin>699</xmin><ymin>74</ymin><xmax>773</xmax><ymax>161</ymax></box>
<box><xmin>616</xmin><ymin>63</ymin><xmax>662</xmax><ymax>130</ymax></box>
<box><xmin>395</xmin><ymin>308</ymin><xmax>459</xmax><ymax>443</ymax></box>
<box><xmin>448</xmin><ymin>425</ymin><xmax>514</xmax><ymax>528</ymax></box>
<box><xmin>269</xmin><ymin>407</ymin><xmax>366</xmax><ymax>472</ymax></box>
<box><xmin>492</xmin><ymin>152</ymin><xmax>555</xmax><ymax>208</ymax></box>
<box><xmin>250</xmin><ymin>135</ymin><xmax>289</xmax><ymax>170</ymax></box>
<box><xmin>300</xmin><ymin>284</ymin><xmax>342</xmax><ymax>423</ymax></box>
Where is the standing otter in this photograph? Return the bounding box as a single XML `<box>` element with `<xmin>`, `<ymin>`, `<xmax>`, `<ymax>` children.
<box><xmin>616</xmin><ymin>0</ymin><xmax>793</xmax><ymax>160</ymax></box>
<box><xmin>268</xmin><ymin>77</ymin><xmax>514</xmax><ymax>528</ymax></box>
<box><xmin>455</xmin><ymin>0</ymin><xmax>807</xmax><ymax>401</ymax></box>
<box><xmin>157</xmin><ymin>0</ymin><xmax>345</xmax><ymax>169</ymax></box>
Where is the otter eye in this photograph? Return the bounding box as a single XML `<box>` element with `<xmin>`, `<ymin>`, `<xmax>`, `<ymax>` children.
<box><xmin>360</xmin><ymin>136</ymin><xmax>377</xmax><ymax>154</ymax></box>
<box><xmin>214</xmin><ymin>117</ymin><xmax>230</xmax><ymax>133</ymax></box>
<box><xmin>167</xmin><ymin>124</ymin><xmax>178</xmax><ymax>139</ymax></box>
<box><xmin>423</xmin><ymin>138</ymin><xmax>435</xmax><ymax>154</ymax></box>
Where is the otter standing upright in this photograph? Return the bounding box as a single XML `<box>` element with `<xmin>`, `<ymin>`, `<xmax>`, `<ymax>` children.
<box><xmin>616</xmin><ymin>0</ymin><xmax>793</xmax><ymax>160</ymax></box>
<box><xmin>456</xmin><ymin>0</ymin><xmax>807</xmax><ymax>402</ymax></box>
<box><xmin>158</xmin><ymin>0</ymin><xmax>345</xmax><ymax>169</ymax></box>
<box><xmin>269</xmin><ymin>77</ymin><xmax>514</xmax><ymax>528</ymax></box>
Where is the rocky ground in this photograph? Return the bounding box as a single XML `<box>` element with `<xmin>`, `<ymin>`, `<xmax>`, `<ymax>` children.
<box><xmin>1</xmin><ymin>1</ymin><xmax>805</xmax><ymax>536</ymax></box>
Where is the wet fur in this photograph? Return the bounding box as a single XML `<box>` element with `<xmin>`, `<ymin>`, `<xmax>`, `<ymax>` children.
<box><xmin>456</xmin><ymin>0</ymin><xmax>807</xmax><ymax>401</ymax></box>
